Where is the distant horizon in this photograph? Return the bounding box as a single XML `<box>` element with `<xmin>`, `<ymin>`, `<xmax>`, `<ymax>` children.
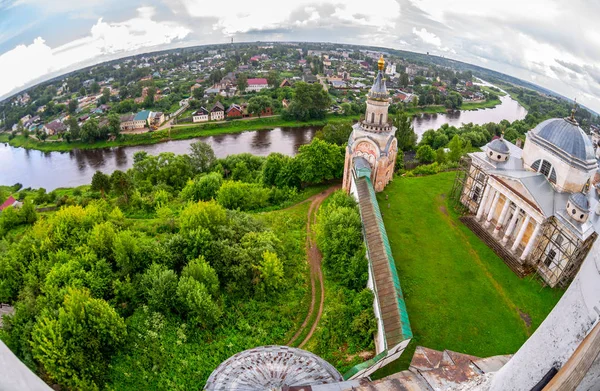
<box><xmin>1</xmin><ymin>1</ymin><xmax>599</xmax><ymax>113</ymax></box>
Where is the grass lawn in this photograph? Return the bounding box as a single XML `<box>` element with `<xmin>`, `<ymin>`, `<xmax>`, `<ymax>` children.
<box><xmin>373</xmin><ymin>172</ymin><xmax>563</xmax><ymax>378</ymax></box>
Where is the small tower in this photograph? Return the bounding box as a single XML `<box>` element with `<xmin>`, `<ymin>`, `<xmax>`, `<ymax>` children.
<box><xmin>342</xmin><ymin>55</ymin><xmax>398</xmax><ymax>193</ymax></box>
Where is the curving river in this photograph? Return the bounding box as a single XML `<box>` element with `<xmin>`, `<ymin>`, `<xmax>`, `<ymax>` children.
<box><xmin>0</xmin><ymin>90</ymin><xmax>526</xmax><ymax>190</ymax></box>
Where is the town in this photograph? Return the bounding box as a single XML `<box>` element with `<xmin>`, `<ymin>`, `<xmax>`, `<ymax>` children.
<box><xmin>0</xmin><ymin>42</ymin><xmax>501</xmax><ymax>146</ymax></box>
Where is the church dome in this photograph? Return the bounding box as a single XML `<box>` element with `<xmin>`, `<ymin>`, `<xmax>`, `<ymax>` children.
<box><xmin>204</xmin><ymin>346</ymin><xmax>343</xmax><ymax>390</ymax></box>
<box><xmin>569</xmin><ymin>192</ymin><xmax>590</xmax><ymax>212</ymax></box>
<box><xmin>529</xmin><ymin>118</ymin><xmax>595</xmax><ymax>161</ymax></box>
<box><xmin>489</xmin><ymin>138</ymin><xmax>510</xmax><ymax>154</ymax></box>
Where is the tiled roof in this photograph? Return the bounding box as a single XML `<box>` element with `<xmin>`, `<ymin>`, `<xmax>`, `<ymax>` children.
<box><xmin>0</xmin><ymin>196</ymin><xmax>16</xmax><ymax>211</ymax></box>
<box><xmin>247</xmin><ymin>78</ymin><xmax>268</xmax><ymax>85</ymax></box>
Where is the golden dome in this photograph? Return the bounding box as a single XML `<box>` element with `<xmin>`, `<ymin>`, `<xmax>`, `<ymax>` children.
<box><xmin>378</xmin><ymin>55</ymin><xmax>385</xmax><ymax>71</ymax></box>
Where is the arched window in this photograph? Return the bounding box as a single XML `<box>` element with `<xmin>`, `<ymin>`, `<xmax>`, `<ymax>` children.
<box><xmin>532</xmin><ymin>159</ymin><xmax>555</xmax><ymax>182</ymax></box>
<box><xmin>371</xmin><ymin>112</ymin><xmax>374</xmax><ymax>123</ymax></box>
<box><xmin>540</xmin><ymin>160</ymin><xmax>552</xmax><ymax>177</ymax></box>
<box><xmin>379</xmin><ymin>113</ymin><xmax>383</xmax><ymax>125</ymax></box>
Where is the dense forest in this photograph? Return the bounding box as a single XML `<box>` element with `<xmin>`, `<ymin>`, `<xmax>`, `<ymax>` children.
<box><xmin>0</xmin><ymin>138</ymin><xmax>377</xmax><ymax>389</ymax></box>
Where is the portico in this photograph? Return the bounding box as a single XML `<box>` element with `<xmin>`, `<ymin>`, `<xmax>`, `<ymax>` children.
<box><xmin>474</xmin><ymin>176</ymin><xmax>544</xmax><ymax>262</ymax></box>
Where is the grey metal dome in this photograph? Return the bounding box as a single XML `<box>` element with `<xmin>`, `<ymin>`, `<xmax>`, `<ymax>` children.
<box><xmin>368</xmin><ymin>71</ymin><xmax>388</xmax><ymax>100</ymax></box>
<box><xmin>530</xmin><ymin>118</ymin><xmax>595</xmax><ymax>161</ymax></box>
<box><xmin>569</xmin><ymin>192</ymin><xmax>590</xmax><ymax>212</ymax></box>
<box><xmin>204</xmin><ymin>346</ymin><xmax>343</xmax><ymax>390</ymax></box>
<box><xmin>488</xmin><ymin>138</ymin><xmax>510</xmax><ymax>154</ymax></box>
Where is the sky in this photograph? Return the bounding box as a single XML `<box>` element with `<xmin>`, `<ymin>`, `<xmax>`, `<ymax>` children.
<box><xmin>1</xmin><ymin>0</ymin><xmax>599</xmax><ymax>112</ymax></box>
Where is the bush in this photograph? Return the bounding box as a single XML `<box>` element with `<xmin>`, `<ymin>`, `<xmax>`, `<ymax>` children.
<box><xmin>217</xmin><ymin>181</ymin><xmax>270</xmax><ymax>211</ymax></box>
<box><xmin>180</xmin><ymin>172</ymin><xmax>223</xmax><ymax>202</ymax></box>
<box><xmin>416</xmin><ymin>145</ymin><xmax>436</xmax><ymax>163</ymax></box>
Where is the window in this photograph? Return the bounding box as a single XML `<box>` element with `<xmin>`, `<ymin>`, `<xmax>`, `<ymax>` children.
<box><xmin>489</xmin><ymin>151</ymin><xmax>493</xmax><ymax>157</ymax></box>
<box><xmin>540</xmin><ymin>160</ymin><xmax>552</xmax><ymax>177</ymax></box>
<box><xmin>549</xmin><ymin>168</ymin><xmax>557</xmax><ymax>184</ymax></box>
<box><xmin>544</xmin><ymin>249</ymin><xmax>557</xmax><ymax>267</ymax></box>
<box><xmin>497</xmin><ymin>154</ymin><xmax>502</xmax><ymax>160</ymax></box>
<box><xmin>371</xmin><ymin>112</ymin><xmax>374</xmax><ymax>123</ymax></box>
<box><xmin>379</xmin><ymin>113</ymin><xmax>383</xmax><ymax>125</ymax></box>
<box><xmin>572</xmin><ymin>209</ymin><xmax>576</xmax><ymax>215</ymax></box>
<box><xmin>531</xmin><ymin>159</ymin><xmax>541</xmax><ymax>171</ymax></box>
<box><xmin>580</xmin><ymin>214</ymin><xmax>585</xmax><ymax>219</ymax></box>
<box><xmin>472</xmin><ymin>186</ymin><xmax>481</xmax><ymax>202</ymax></box>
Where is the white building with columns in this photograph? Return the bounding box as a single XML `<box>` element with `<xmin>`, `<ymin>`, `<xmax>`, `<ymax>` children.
<box><xmin>457</xmin><ymin>113</ymin><xmax>600</xmax><ymax>288</ymax></box>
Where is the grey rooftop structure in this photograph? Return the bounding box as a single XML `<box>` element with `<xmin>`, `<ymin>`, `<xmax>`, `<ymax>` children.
<box><xmin>204</xmin><ymin>346</ymin><xmax>343</xmax><ymax>390</ymax></box>
<box><xmin>529</xmin><ymin>118</ymin><xmax>596</xmax><ymax>166</ymax></box>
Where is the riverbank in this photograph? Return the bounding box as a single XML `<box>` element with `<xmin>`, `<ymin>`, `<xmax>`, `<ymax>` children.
<box><xmin>0</xmin><ymin>115</ymin><xmax>354</xmax><ymax>153</ymax></box>
<box><xmin>0</xmin><ymin>99</ymin><xmax>501</xmax><ymax>153</ymax></box>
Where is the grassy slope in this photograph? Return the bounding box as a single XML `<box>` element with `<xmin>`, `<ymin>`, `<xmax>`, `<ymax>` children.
<box><xmin>373</xmin><ymin>172</ymin><xmax>562</xmax><ymax>377</ymax></box>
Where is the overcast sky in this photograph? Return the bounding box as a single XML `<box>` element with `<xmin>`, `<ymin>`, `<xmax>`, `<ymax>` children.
<box><xmin>1</xmin><ymin>0</ymin><xmax>599</xmax><ymax>112</ymax></box>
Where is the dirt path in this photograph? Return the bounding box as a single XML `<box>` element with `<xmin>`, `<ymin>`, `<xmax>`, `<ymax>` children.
<box><xmin>287</xmin><ymin>184</ymin><xmax>340</xmax><ymax>347</ymax></box>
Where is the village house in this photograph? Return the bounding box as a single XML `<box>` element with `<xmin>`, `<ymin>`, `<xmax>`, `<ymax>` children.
<box><xmin>0</xmin><ymin>196</ymin><xmax>22</xmax><ymax>212</ymax></box>
<box><xmin>120</xmin><ymin>110</ymin><xmax>150</xmax><ymax>131</ymax></box>
<box><xmin>210</xmin><ymin>102</ymin><xmax>225</xmax><ymax>121</ymax></box>
<box><xmin>151</xmin><ymin>112</ymin><xmax>164</xmax><ymax>126</ymax></box>
<box><xmin>226</xmin><ymin>104</ymin><xmax>243</xmax><ymax>119</ymax></box>
<box><xmin>280</xmin><ymin>79</ymin><xmax>292</xmax><ymax>88</ymax></box>
<box><xmin>43</xmin><ymin>120</ymin><xmax>67</xmax><ymax>135</ymax></box>
<box><xmin>245</xmin><ymin>78</ymin><xmax>269</xmax><ymax>92</ymax></box>
<box><xmin>192</xmin><ymin>107</ymin><xmax>209</xmax><ymax>123</ymax></box>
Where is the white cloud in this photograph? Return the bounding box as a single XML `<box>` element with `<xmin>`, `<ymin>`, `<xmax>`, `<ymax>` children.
<box><xmin>178</xmin><ymin>0</ymin><xmax>400</xmax><ymax>34</ymax></box>
<box><xmin>0</xmin><ymin>7</ymin><xmax>189</xmax><ymax>98</ymax></box>
<box><xmin>412</xmin><ymin>27</ymin><xmax>441</xmax><ymax>47</ymax></box>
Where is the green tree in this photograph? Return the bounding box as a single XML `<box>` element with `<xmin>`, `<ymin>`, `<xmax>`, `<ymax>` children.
<box><xmin>189</xmin><ymin>141</ymin><xmax>216</xmax><ymax>173</ymax></box>
<box><xmin>295</xmin><ymin>138</ymin><xmax>344</xmax><ymax>184</ymax></box>
<box><xmin>247</xmin><ymin>95</ymin><xmax>272</xmax><ymax>117</ymax></box>
<box><xmin>266</xmin><ymin>70</ymin><xmax>280</xmax><ymax>87</ymax></box>
<box><xmin>284</xmin><ymin>82</ymin><xmax>331</xmax><ymax>121</ymax></box>
<box><xmin>180</xmin><ymin>172</ymin><xmax>223</xmax><ymax>201</ymax></box>
<box><xmin>66</xmin><ymin>116</ymin><xmax>80</xmax><ymax>139</ymax></box>
<box><xmin>91</xmin><ymin>81</ymin><xmax>100</xmax><ymax>94</ymax></box>
<box><xmin>100</xmin><ymin>87</ymin><xmax>111</xmax><ymax>104</ymax></box>
<box><xmin>394</xmin><ymin>112</ymin><xmax>417</xmax><ymax>151</ymax></box>
<box><xmin>110</xmin><ymin>170</ymin><xmax>133</xmax><ymax>203</ymax></box>
<box><xmin>217</xmin><ymin>181</ymin><xmax>270</xmax><ymax>211</ymax></box>
<box><xmin>108</xmin><ymin>113</ymin><xmax>121</xmax><ymax>138</ymax></box>
<box><xmin>237</xmin><ymin>73</ymin><xmax>248</xmax><ymax>93</ymax></box>
<box><xmin>179</xmin><ymin>200</ymin><xmax>227</xmax><ymax>233</ymax></box>
<box><xmin>68</xmin><ymin>99</ymin><xmax>78</xmax><ymax>114</ymax></box>
<box><xmin>91</xmin><ymin>171</ymin><xmax>111</xmax><ymax>198</ymax></box>
<box><xmin>416</xmin><ymin>145</ymin><xmax>436</xmax><ymax>163</ymax></box>
<box><xmin>257</xmin><ymin>251</ymin><xmax>284</xmax><ymax>293</ymax></box>
<box><xmin>316</xmin><ymin>122</ymin><xmax>353</xmax><ymax>145</ymax></box>
<box><xmin>81</xmin><ymin>117</ymin><xmax>100</xmax><ymax>143</ymax></box>
<box><xmin>182</xmin><ymin>256</ymin><xmax>219</xmax><ymax>296</ymax></box>
<box><xmin>141</xmin><ymin>263</ymin><xmax>178</xmax><ymax>313</ymax></box>
<box><xmin>176</xmin><ymin>276</ymin><xmax>221</xmax><ymax>327</ymax></box>
<box><xmin>447</xmin><ymin>134</ymin><xmax>465</xmax><ymax>162</ymax></box>
<box><xmin>31</xmin><ymin>288</ymin><xmax>126</xmax><ymax>390</ymax></box>
<box><xmin>400</xmin><ymin>72</ymin><xmax>409</xmax><ymax>88</ymax></box>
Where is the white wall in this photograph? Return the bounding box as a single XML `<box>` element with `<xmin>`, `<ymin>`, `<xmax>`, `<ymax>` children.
<box><xmin>490</xmin><ymin>239</ymin><xmax>600</xmax><ymax>390</ymax></box>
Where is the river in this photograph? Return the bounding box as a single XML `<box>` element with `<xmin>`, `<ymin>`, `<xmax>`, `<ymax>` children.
<box><xmin>0</xmin><ymin>91</ymin><xmax>526</xmax><ymax>190</ymax></box>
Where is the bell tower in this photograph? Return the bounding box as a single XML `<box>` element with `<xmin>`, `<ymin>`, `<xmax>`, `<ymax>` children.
<box><xmin>342</xmin><ymin>55</ymin><xmax>398</xmax><ymax>193</ymax></box>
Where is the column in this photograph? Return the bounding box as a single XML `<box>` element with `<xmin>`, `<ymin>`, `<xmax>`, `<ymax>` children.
<box><xmin>520</xmin><ymin>222</ymin><xmax>542</xmax><ymax>261</ymax></box>
<box><xmin>493</xmin><ymin>198</ymin><xmax>511</xmax><ymax>237</ymax></box>
<box><xmin>502</xmin><ymin>206</ymin><xmax>521</xmax><ymax>244</ymax></box>
<box><xmin>476</xmin><ymin>185</ymin><xmax>492</xmax><ymax>221</ymax></box>
<box><xmin>511</xmin><ymin>215</ymin><xmax>531</xmax><ymax>252</ymax></box>
<box><xmin>484</xmin><ymin>191</ymin><xmax>501</xmax><ymax>228</ymax></box>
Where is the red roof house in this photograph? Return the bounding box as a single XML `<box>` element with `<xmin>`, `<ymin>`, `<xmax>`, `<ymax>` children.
<box><xmin>0</xmin><ymin>196</ymin><xmax>20</xmax><ymax>212</ymax></box>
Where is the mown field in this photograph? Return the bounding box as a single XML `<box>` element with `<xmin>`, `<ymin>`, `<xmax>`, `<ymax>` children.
<box><xmin>373</xmin><ymin>172</ymin><xmax>563</xmax><ymax>377</ymax></box>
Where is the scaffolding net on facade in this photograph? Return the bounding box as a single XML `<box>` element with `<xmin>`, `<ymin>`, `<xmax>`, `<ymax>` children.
<box><xmin>450</xmin><ymin>156</ymin><xmax>488</xmax><ymax>216</ymax></box>
<box><xmin>529</xmin><ymin>217</ymin><xmax>598</xmax><ymax>288</ymax></box>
